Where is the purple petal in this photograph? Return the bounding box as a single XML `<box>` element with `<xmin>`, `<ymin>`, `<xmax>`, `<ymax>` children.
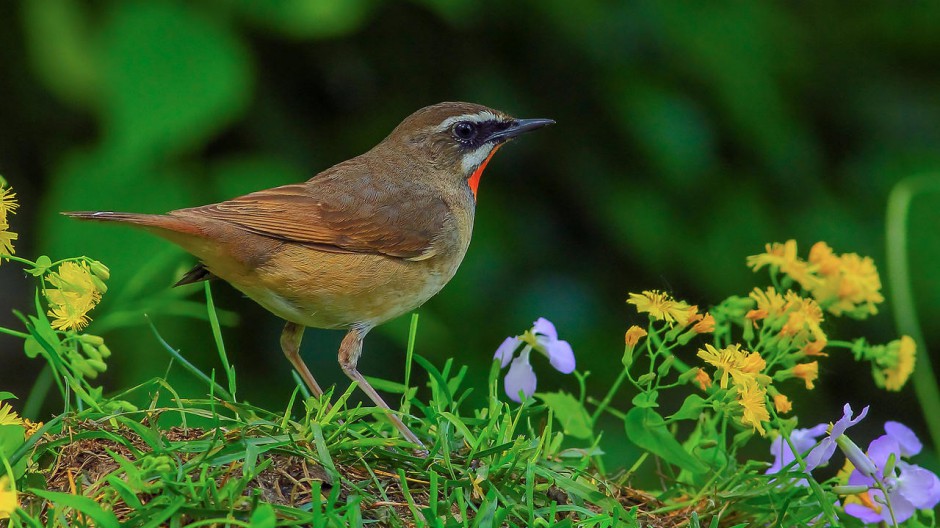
<box><xmin>831</xmin><ymin>404</ymin><xmax>869</xmax><ymax>438</ymax></box>
<box><xmin>504</xmin><ymin>354</ymin><xmax>537</xmax><ymax>403</ymax></box>
<box><xmin>532</xmin><ymin>317</ymin><xmax>558</xmax><ymax>340</ymax></box>
<box><xmin>494</xmin><ymin>337</ymin><xmax>520</xmax><ymax>368</ymax></box>
<box><xmin>885</xmin><ymin>421</ymin><xmax>922</xmax><ymax>457</ymax></box>
<box><xmin>897</xmin><ymin>462</ymin><xmax>940</xmax><ymax>510</ymax></box>
<box><xmin>804</xmin><ymin>437</ymin><xmax>836</xmax><ymax>471</ymax></box>
<box><xmin>885</xmin><ymin>491</ymin><xmax>916</xmax><ymax>524</ymax></box>
<box><xmin>544</xmin><ymin>339</ymin><xmax>575</xmax><ymax>374</ymax></box>
<box><xmin>766</xmin><ymin>425</ymin><xmax>828</xmax><ymax>475</ymax></box>
<box><xmin>843</xmin><ymin>503</ymin><xmax>883</xmax><ymax>524</ymax></box>
<box><xmin>848</xmin><ymin>468</ymin><xmax>874</xmax><ymax>488</ymax></box>
<box><xmin>866</xmin><ymin>435</ymin><xmax>900</xmax><ymax>470</ymax></box>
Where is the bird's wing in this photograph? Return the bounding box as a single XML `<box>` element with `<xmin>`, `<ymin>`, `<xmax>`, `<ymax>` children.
<box><xmin>172</xmin><ymin>175</ymin><xmax>450</xmax><ymax>260</ymax></box>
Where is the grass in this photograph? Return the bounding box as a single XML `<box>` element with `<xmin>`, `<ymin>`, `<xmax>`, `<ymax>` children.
<box><xmin>7</xmin><ymin>310</ymin><xmax>699</xmax><ymax>528</ymax></box>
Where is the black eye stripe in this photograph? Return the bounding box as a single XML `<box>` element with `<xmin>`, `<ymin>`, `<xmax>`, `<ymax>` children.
<box><xmin>452</xmin><ymin>120</ymin><xmax>510</xmax><ymax>148</ymax></box>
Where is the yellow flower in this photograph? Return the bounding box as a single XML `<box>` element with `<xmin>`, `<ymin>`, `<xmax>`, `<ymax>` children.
<box><xmin>746</xmin><ymin>240</ymin><xmax>821</xmax><ymax>290</ymax></box>
<box><xmin>878</xmin><ymin>336</ymin><xmax>916</xmax><ymax>391</ymax></box>
<box><xmin>736</xmin><ymin>381</ymin><xmax>770</xmax><ymax>436</ymax></box>
<box><xmin>624</xmin><ymin>325</ymin><xmax>647</xmax><ymax>348</ymax></box>
<box><xmin>627</xmin><ymin>291</ymin><xmax>697</xmax><ymax>325</ymax></box>
<box><xmin>780</xmin><ymin>293</ymin><xmax>824</xmax><ymax>336</ymax></box>
<box><xmin>773</xmin><ymin>393</ymin><xmax>792</xmax><ymax>414</ymax></box>
<box><xmin>809</xmin><ymin>242</ymin><xmax>884</xmax><ymax>318</ymax></box>
<box><xmin>750</xmin><ymin>287</ymin><xmax>787</xmax><ymax>318</ymax></box>
<box><xmin>777</xmin><ymin>292</ymin><xmax>828</xmax><ymax>356</ymax></box>
<box><xmin>693</xmin><ymin>368</ymin><xmax>712</xmax><ymax>391</ymax></box>
<box><xmin>692</xmin><ymin>313</ymin><xmax>715</xmax><ymax>334</ymax></box>
<box><xmin>0</xmin><ymin>185</ymin><xmax>17</xmax><ymax>219</ymax></box>
<box><xmin>0</xmin><ymin>219</ymin><xmax>16</xmax><ymax>260</ymax></box>
<box><xmin>0</xmin><ymin>403</ymin><xmax>22</xmax><ymax>426</ymax></box>
<box><xmin>0</xmin><ymin>475</ymin><xmax>15</xmax><ymax>520</ymax></box>
<box><xmin>791</xmin><ymin>361</ymin><xmax>819</xmax><ymax>390</ymax></box>
<box><xmin>22</xmin><ymin>418</ymin><xmax>43</xmax><ymax>439</ymax></box>
<box><xmin>45</xmin><ymin>261</ymin><xmax>105</xmax><ymax>331</ymax></box>
<box><xmin>697</xmin><ymin>344</ymin><xmax>767</xmax><ymax>389</ymax></box>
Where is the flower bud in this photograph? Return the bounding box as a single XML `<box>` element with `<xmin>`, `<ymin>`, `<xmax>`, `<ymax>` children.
<box><xmin>657</xmin><ymin>355</ymin><xmax>675</xmax><ymax>376</ymax></box>
<box><xmin>86</xmin><ymin>359</ymin><xmax>107</xmax><ymax>373</ymax></box>
<box><xmin>88</xmin><ymin>260</ymin><xmax>110</xmax><ymax>280</ymax></box>
<box><xmin>831</xmin><ymin>484</ymin><xmax>870</xmax><ymax>495</ymax></box>
<box><xmin>835</xmin><ymin>435</ymin><xmax>877</xmax><ymax>478</ymax></box>
<box><xmin>79</xmin><ymin>334</ymin><xmax>105</xmax><ymax>346</ymax></box>
<box><xmin>81</xmin><ymin>342</ymin><xmax>102</xmax><ymax>362</ymax></box>
<box><xmin>90</xmin><ymin>276</ymin><xmax>108</xmax><ymax>295</ymax></box>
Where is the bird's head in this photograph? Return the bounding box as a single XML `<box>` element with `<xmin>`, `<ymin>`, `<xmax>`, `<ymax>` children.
<box><xmin>382</xmin><ymin>102</ymin><xmax>554</xmax><ymax>199</ymax></box>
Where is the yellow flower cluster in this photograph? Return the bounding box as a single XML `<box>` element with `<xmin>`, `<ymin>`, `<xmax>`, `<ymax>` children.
<box><xmin>870</xmin><ymin>335</ymin><xmax>917</xmax><ymax>391</ymax></box>
<box><xmin>0</xmin><ymin>180</ymin><xmax>18</xmax><ymax>261</ymax></box>
<box><xmin>748</xmin><ymin>287</ymin><xmax>828</xmax><ymax>357</ymax></box>
<box><xmin>747</xmin><ymin>240</ymin><xmax>884</xmax><ymax>319</ymax></box>
<box><xmin>808</xmin><ymin>242</ymin><xmax>883</xmax><ymax>317</ymax></box>
<box><xmin>627</xmin><ymin>290</ymin><xmax>714</xmax><ymax>332</ymax></box>
<box><xmin>44</xmin><ymin>261</ymin><xmax>109</xmax><ymax>331</ymax></box>
<box><xmin>697</xmin><ymin>344</ymin><xmax>771</xmax><ymax>435</ymax></box>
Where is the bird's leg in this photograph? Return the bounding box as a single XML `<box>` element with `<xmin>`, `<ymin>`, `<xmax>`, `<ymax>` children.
<box><xmin>281</xmin><ymin>322</ymin><xmax>329</xmax><ymax>407</ymax></box>
<box><xmin>339</xmin><ymin>326</ymin><xmax>425</xmax><ymax>447</ymax></box>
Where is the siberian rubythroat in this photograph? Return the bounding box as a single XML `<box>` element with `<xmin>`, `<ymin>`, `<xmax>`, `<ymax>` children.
<box><xmin>65</xmin><ymin>102</ymin><xmax>554</xmax><ymax>446</ymax></box>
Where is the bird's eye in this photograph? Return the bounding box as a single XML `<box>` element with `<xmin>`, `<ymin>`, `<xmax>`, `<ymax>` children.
<box><xmin>453</xmin><ymin>122</ymin><xmax>477</xmax><ymax>142</ymax></box>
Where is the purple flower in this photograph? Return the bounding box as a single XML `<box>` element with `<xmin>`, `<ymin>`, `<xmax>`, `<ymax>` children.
<box><xmin>494</xmin><ymin>337</ymin><xmax>520</xmax><ymax>368</ymax></box>
<box><xmin>504</xmin><ymin>349</ymin><xmax>537</xmax><ymax>403</ymax></box>
<box><xmin>493</xmin><ymin>317</ymin><xmax>576</xmax><ymax>402</ymax></box>
<box><xmin>531</xmin><ymin>318</ymin><xmax>576</xmax><ymax>374</ymax></box>
<box><xmin>843</xmin><ymin>432</ymin><xmax>940</xmax><ymax>524</ymax></box>
<box><xmin>767</xmin><ymin>423</ymin><xmax>829</xmax><ymax>475</ymax></box>
<box><xmin>804</xmin><ymin>404</ymin><xmax>869</xmax><ymax>470</ymax></box>
<box><xmin>884</xmin><ymin>421</ymin><xmax>922</xmax><ymax>457</ymax></box>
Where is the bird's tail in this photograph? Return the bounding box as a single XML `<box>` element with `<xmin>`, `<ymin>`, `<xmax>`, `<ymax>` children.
<box><xmin>61</xmin><ymin>211</ymin><xmax>203</xmax><ymax>237</ymax></box>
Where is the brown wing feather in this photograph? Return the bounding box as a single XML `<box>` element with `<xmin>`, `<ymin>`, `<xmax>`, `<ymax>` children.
<box><xmin>171</xmin><ymin>165</ymin><xmax>449</xmax><ymax>260</ymax></box>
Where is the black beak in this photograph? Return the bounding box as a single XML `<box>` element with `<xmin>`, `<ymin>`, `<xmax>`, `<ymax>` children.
<box><xmin>489</xmin><ymin>118</ymin><xmax>556</xmax><ymax>142</ymax></box>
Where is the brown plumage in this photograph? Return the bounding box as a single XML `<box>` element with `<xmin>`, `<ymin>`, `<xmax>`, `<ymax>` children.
<box><xmin>65</xmin><ymin>102</ymin><xmax>554</xmax><ymax>447</ymax></box>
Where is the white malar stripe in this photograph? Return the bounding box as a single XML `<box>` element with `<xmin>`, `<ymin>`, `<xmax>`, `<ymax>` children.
<box><xmin>461</xmin><ymin>143</ymin><xmax>496</xmax><ymax>174</ymax></box>
<box><xmin>435</xmin><ymin>110</ymin><xmax>502</xmax><ymax>132</ymax></box>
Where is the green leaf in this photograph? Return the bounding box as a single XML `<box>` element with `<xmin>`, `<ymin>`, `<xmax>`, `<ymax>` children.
<box><xmin>250</xmin><ymin>503</ymin><xmax>277</xmax><ymax>528</ymax></box>
<box><xmin>26</xmin><ymin>255</ymin><xmax>53</xmax><ymax>276</ymax></box>
<box><xmin>30</xmin><ymin>489</ymin><xmax>121</xmax><ymax>528</ymax></box>
<box><xmin>631</xmin><ymin>390</ymin><xmax>659</xmax><ymax>408</ymax></box>
<box><xmin>100</xmin><ymin>2</ymin><xmax>251</xmax><ymax>159</ymax></box>
<box><xmin>625</xmin><ymin>407</ymin><xmax>708</xmax><ymax>474</ymax></box>
<box><xmin>670</xmin><ymin>394</ymin><xmax>706</xmax><ymax>421</ymax></box>
<box><xmin>537</xmin><ymin>391</ymin><xmax>593</xmax><ymax>439</ymax></box>
<box><xmin>0</xmin><ymin>392</ymin><xmax>15</xmax><ymax>401</ymax></box>
<box><xmin>0</xmin><ymin>425</ymin><xmax>26</xmax><ymax>478</ymax></box>
<box><xmin>23</xmin><ymin>336</ymin><xmax>45</xmax><ymax>359</ymax></box>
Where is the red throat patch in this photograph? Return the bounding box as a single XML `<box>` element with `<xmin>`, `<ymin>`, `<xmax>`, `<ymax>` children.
<box><xmin>468</xmin><ymin>145</ymin><xmax>502</xmax><ymax>200</ymax></box>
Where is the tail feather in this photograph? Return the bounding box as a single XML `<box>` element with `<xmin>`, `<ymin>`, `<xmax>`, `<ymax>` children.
<box><xmin>174</xmin><ymin>263</ymin><xmax>215</xmax><ymax>287</ymax></box>
<box><xmin>62</xmin><ymin>211</ymin><xmax>204</xmax><ymax>236</ymax></box>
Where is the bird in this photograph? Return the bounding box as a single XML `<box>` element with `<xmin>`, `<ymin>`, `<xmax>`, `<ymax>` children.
<box><xmin>64</xmin><ymin>101</ymin><xmax>554</xmax><ymax>446</ymax></box>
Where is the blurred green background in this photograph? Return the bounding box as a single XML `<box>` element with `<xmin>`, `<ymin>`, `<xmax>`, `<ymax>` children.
<box><xmin>2</xmin><ymin>1</ymin><xmax>940</xmax><ymax>468</ymax></box>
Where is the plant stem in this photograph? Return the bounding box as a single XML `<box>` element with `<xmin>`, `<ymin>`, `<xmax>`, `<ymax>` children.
<box><xmin>591</xmin><ymin>369</ymin><xmax>628</xmax><ymax>425</ymax></box>
<box><xmin>885</xmin><ymin>174</ymin><xmax>940</xmax><ymax>453</ymax></box>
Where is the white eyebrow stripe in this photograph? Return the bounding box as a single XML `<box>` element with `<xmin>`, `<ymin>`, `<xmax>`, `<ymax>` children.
<box><xmin>434</xmin><ymin>110</ymin><xmax>502</xmax><ymax>132</ymax></box>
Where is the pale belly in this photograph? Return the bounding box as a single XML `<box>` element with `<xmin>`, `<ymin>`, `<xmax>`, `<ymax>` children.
<box><xmin>226</xmin><ymin>245</ymin><xmax>466</xmax><ymax>330</ymax></box>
